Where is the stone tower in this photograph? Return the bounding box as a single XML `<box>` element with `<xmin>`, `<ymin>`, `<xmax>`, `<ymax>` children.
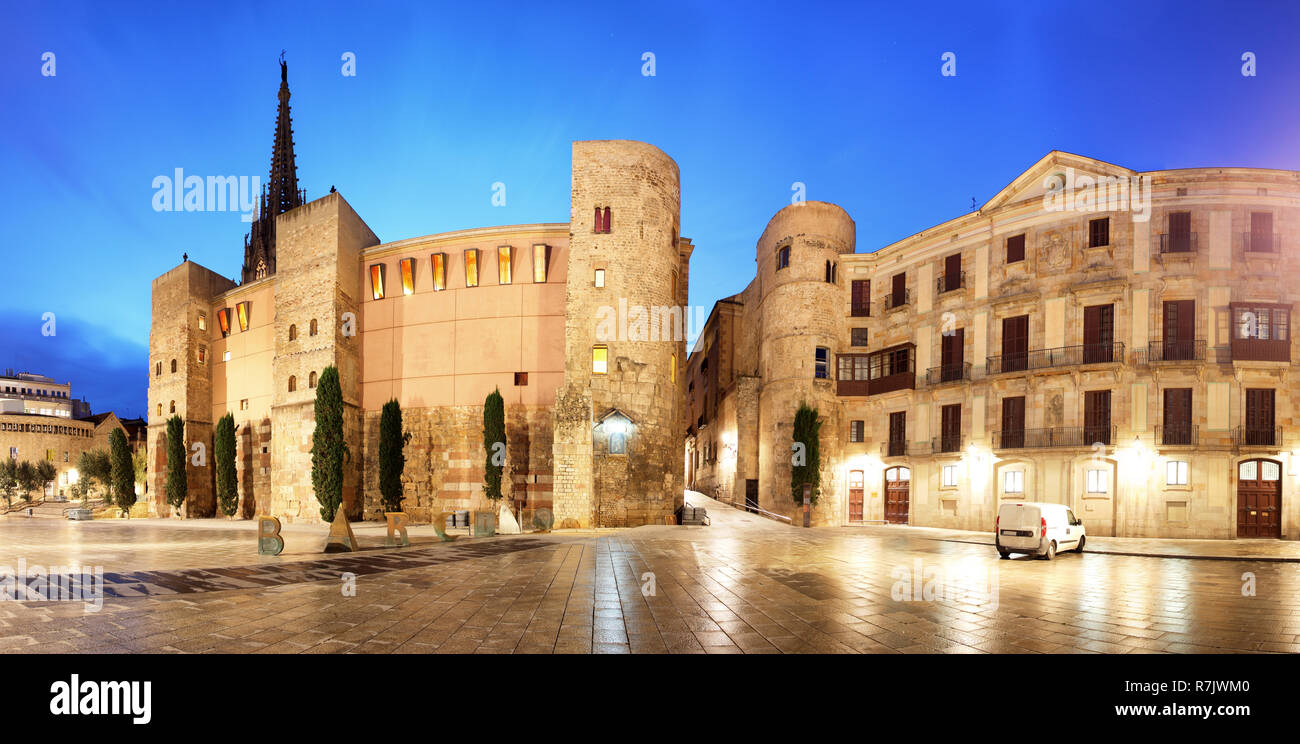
<box><xmin>147</xmin><ymin>261</ymin><xmax>235</xmax><ymax>517</ymax></box>
<box><xmin>754</xmin><ymin>202</ymin><xmax>855</xmax><ymax>524</ymax></box>
<box><xmin>552</xmin><ymin>141</ymin><xmax>688</xmax><ymax>527</ymax></box>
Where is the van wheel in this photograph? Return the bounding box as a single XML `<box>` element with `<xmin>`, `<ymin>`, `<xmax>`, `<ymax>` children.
<box><xmin>998</xmin><ymin>550</ymin><xmax>1010</xmax><ymax>559</ymax></box>
<box><xmin>1076</xmin><ymin>535</ymin><xmax>1086</xmax><ymax>553</ymax></box>
<box><xmin>1043</xmin><ymin>541</ymin><xmax>1056</xmax><ymax>560</ymax></box>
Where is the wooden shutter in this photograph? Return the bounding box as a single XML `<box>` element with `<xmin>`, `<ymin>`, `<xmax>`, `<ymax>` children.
<box><xmin>889</xmin><ymin>411</ymin><xmax>906</xmax><ymax>443</ymax></box>
<box><xmin>1006</xmin><ymin>234</ymin><xmax>1025</xmax><ymax>263</ymax></box>
<box><xmin>1251</xmin><ymin>212</ymin><xmax>1272</xmax><ymax>235</ymax></box>
<box><xmin>851</xmin><ymin>280</ymin><xmax>870</xmax><ymax>317</ymax></box>
<box><xmin>1084</xmin><ymin>390</ymin><xmax>1111</xmax><ymax>443</ymax></box>
<box><xmin>1246</xmin><ymin>389</ymin><xmax>1275</xmax><ymax>431</ymax></box>
<box><xmin>1002</xmin><ymin>397</ymin><xmax>1025</xmax><ymax>431</ymax></box>
<box><xmin>941</xmin><ymin>404</ymin><xmax>961</xmax><ymax>450</ymax></box>
<box><xmin>1163</xmin><ymin>388</ymin><xmax>1192</xmax><ymax>440</ymax></box>
<box><xmin>1169</xmin><ymin>211</ymin><xmax>1190</xmax><ymax>235</ymax></box>
<box><xmin>944</xmin><ymin>253</ymin><xmax>961</xmax><ymax>290</ymax></box>
<box><xmin>1002</xmin><ymin>315</ymin><xmax>1028</xmax><ymax>370</ymax></box>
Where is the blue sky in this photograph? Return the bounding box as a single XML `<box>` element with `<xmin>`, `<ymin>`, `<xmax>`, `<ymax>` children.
<box><xmin>2</xmin><ymin>0</ymin><xmax>1298</xmax><ymax>419</ymax></box>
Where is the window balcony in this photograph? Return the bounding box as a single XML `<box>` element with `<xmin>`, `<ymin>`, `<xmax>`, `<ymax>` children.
<box><xmin>880</xmin><ymin>439</ymin><xmax>932</xmax><ymax>457</ymax></box>
<box><xmin>884</xmin><ymin>289</ymin><xmax>910</xmax><ymax>310</ymax></box>
<box><xmin>925</xmin><ymin>362</ymin><xmax>970</xmax><ymax>386</ymax></box>
<box><xmin>1156</xmin><ymin>424</ymin><xmax>1198</xmax><ymax>446</ymax></box>
<box><xmin>837</xmin><ymin>346</ymin><xmax>915</xmax><ymax>397</ymax></box>
<box><xmin>1243</xmin><ymin>232</ymin><xmax>1280</xmax><ymax>254</ymax></box>
<box><xmin>1142</xmin><ymin>339</ymin><xmax>1206</xmax><ymax>363</ymax></box>
<box><xmin>935</xmin><ymin>271</ymin><xmax>965</xmax><ymax>294</ymax></box>
<box><xmin>992</xmin><ymin>426</ymin><xmax>1113</xmax><ymax>450</ymax></box>
<box><xmin>932</xmin><ymin>434</ymin><xmax>963</xmax><ymax>454</ymax></box>
<box><xmin>1233</xmin><ymin>426</ymin><xmax>1280</xmax><ymax>448</ymax></box>
<box><xmin>1228</xmin><ymin>337</ymin><xmax>1291</xmax><ymax>363</ymax></box>
<box><xmin>986</xmin><ymin>343</ymin><xmax>1125</xmax><ymax>375</ymax></box>
<box><xmin>1159</xmin><ymin>232</ymin><xmax>1198</xmax><ymax>254</ymax></box>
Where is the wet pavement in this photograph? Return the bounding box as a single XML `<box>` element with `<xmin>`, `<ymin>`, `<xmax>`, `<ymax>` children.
<box><xmin>1</xmin><ymin>498</ymin><xmax>1298</xmax><ymax>654</ymax></box>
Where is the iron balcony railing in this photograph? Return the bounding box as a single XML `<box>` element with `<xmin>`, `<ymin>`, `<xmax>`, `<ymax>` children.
<box><xmin>925</xmin><ymin>362</ymin><xmax>971</xmax><ymax>386</ymax></box>
<box><xmin>1156</xmin><ymin>424</ymin><xmax>1199</xmax><ymax>446</ymax></box>
<box><xmin>1233</xmin><ymin>426</ymin><xmax>1280</xmax><ymax>447</ymax></box>
<box><xmin>1243</xmin><ymin>232</ymin><xmax>1281</xmax><ymax>253</ymax></box>
<box><xmin>936</xmin><ymin>271</ymin><xmax>965</xmax><ymax>294</ymax></box>
<box><xmin>1159</xmin><ymin>232</ymin><xmax>1198</xmax><ymax>254</ymax></box>
<box><xmin>992</xmin><ymin>425</ymin><xmax>1114</xmax><ymax>450</ymax></box>
<box><xmin>932</xmin><ymin>434</ymin><xmax>963</xmax><ymax>454</ymax></box>
<box><xmin>1143</xmin><ymin>339</ymin><xmax>1207</xmax><ymax>363</ymax></box>
<box><xmin>986</xmin><ymin>342</ymin><xmax>1125</xmax><ymax>374</ymax></box>
<box><xmin>882</xmin><ymin>440</ymin><xmax>908</xmax><ymax>457</ymax></box>
<box><xmin>884</xmin><ymin>289</ymin><xmax>910</xmax><ymax>310</ymax></box>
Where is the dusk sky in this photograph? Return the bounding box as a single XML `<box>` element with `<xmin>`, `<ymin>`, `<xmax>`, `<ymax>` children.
<box><xmin>2</xmin><ymin>0</ymin><xmax>1298</xmax><ymax>419</ymax></box>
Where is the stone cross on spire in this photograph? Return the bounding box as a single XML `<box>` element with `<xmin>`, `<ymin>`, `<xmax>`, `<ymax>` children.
<box><xmin>241</xmin><ymin>53</ymin><xmax>305</xmax><ymax>284</ymax></box>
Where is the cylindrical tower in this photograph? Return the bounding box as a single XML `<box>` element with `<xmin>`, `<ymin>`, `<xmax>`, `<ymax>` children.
<box><xmin>754</xmin><ymin>201</ymin><xmax>855</xmax><ymax>525</ymax></box>
<box><xmin>552</xmin><ymin>140</ymin><xmax>686</xmax><ymax>527</ymax></box>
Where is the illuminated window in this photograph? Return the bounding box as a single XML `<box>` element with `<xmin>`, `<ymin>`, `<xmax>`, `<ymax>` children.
<box><xmin>222</xmin><ymin>350</ymin><xmax>231</xmax><ymax>362</ymax></box>
<box><xmin>309</xmin><ymin>371</ymin><xmax>317</xmax><ymax>388</ymax></box>
<box><xmin>288</xmin><ymin>376</ymin><xmax>297</xmax><ymax>393</ymax></box>
<box><xmin>593</xmin><ymin>345</ymin><xmax>608</xmax><ymax>374</ymax></box>
<box><xmin>464</xmin><ymin>249</ymin><xmax>479</xmax><ymax>287</ymax></box>
<box><xmin>594</xmin><ymin>268</ymin><xmax>605</xmax><ymax>288</ymax></box>
<box><xmin>431</xmin><ymin>253</ymin><xmax>447</xmax><ymax>291</ymax></box>
<box><xmin>400</xmin><ymin>257</ymin><xmax>416</xmax><ymax>295</ymax></box>
<box><xmin>533</xmin><ymin>244</ymin><xmax>550</xmax><ymax>283</ymax></box>
<box><xmin>1086</xmin><ymin>469</ymin><xmax>1108</xmax><ymax>493</ymax></box>
<box><xmin>1003</xmin><ymin>470</ymin><xmax>1024</xmax><ymax>493</ymax></box>
<box><xmin>671</xmin><ymin>354</ymin><xmax>677</xmax><ymax>383</ymax></box>
<box><xmin>289</xmin><ymin>324</ymin><xmax>297</xmax><ymax>341</ymax></box>
<box><xmin>197</xmin><ymin>312</ymin><xmax>207</xmax><ymax>331</ymax></box>
<box><xmin>370</xmin><ymin>264</ymin><xmax>386</xmax><ymax>300</ymax></box>
<box><xmin>309</xmin><ymin>319</ymin><xmax>318</xmax><ymax>336</ymax></box>
<box><xmin>236</xmin><ymin>301</ymin><xmax>250</xmax><ymax>331</ymax></box>
<box><xmin>197</xmin><ymin>345</ymin><xmax>207</xmax><ymax>364</ymax></box>
<box><xmin>1166</xmin><ymin>460</ymin><xmax>1189</xmax><ymax>486</ymax></box>
<box><xmin>498</xmin><ymin>246</ymin><xmax>513</xmax><ymax>284</ymax></box>
<box><xmin>942</xmin><ymin>464</ymin><xmax>958</xmax><ymax>487</ymax></box>
<box><xmin>156</xmin><ymin>404</ymin><xmax>161</xmax><ymax>416</ymax></box>
<box><xmin>217</xmin><ymin>308</ymin><xmax>231</xmax><ymax>337</ymax></box>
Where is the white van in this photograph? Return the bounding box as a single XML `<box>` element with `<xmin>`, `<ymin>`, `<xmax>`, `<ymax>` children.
<box><xmin>995</xmin><ymin>502</ymin><xmax>1085</xmax><ymax>560</ymax></box>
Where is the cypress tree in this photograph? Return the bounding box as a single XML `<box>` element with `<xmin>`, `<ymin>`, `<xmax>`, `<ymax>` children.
<box><xmin>378</xmin><ymin>399</ymin><xmax>408</xmax><ymax>513</ymax></box>
<box><xmin>109</xmin><ymin>428</ymin><xmax>136</xmax><ymax>514</ymax></box>
<box><xmin>311</xmin><ymin>366</ymin><xmax>348</xmax><ymax>522</ymax></box>
<box><xmin>215</xmin><ymin>412</ymin><xmax>238</xmax><ymax>517</ymax></box>
<box><xmin>791</xmin><ymin>402</ymin><xmax>822</xmax><ymax>505</ymax></box>
<box><xmin>483</xmin><ymin>388</ymin><xmax>505</xmax><ymax>502</ymax></box>
<box><xmin>165</xmin><ymin>415</ymin><xmax>187</xmax><ymax>513</ymax></box>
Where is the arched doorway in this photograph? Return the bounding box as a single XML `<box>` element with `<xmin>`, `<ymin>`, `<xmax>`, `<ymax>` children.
<box><xmin>884</xmin><ymin>466</ymin><xmax>910</xmax><ymax>524</ymax></box>
<box><xmin>1237</xmin><ymin>458</ymin><xmax>1281</xmax><ymax>538</ymax></box>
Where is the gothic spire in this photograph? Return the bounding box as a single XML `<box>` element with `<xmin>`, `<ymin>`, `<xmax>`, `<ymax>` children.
<box><xmin>242</xmin><ymin>52</ymin><xmax>305</xmax><ymax>284</ymax></box>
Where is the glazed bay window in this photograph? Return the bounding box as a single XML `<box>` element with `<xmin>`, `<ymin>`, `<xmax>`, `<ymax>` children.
<box><xmin>431</xmin><ymin>252</ymin><xmax>447</xmax><ymax>291</ymax></box>
<box><xmin>498</xmin><ymin>245</ymin><xmax>513</xmax><ymax>284</ymax></box>
<box><xmin>1230</xmin><ymin>303</ymin><xmax>1290</xmax><ymax>362</ymax></box>
<box><xmin>837</xmin><ymin>354</ymin><xmax>869</xmax><ymax>385</ymax></box>
<box><xmin>839</xmin><ymin>344</ymin><xmax>914</xmax><ymax>396</ymax></box>
<box><xmin>464</xmin><ymin>249</ymin><xmax>479</xmax><ymax>287</ymax></box>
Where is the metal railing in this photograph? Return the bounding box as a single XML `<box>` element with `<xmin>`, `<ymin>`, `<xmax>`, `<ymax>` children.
<box><xmin>936</xmin><ymin>271</ymin><xmax>965</xmax><ymax>294</ymax></box>
<box><xmin>992</xmin><ymin>425</ymin><xmax>1114</xmax><ymax>450</ymax></box>
<box><xmin>1143</xmin><ymin>339</ymin><xmax>1206</xmax><ymax>363</ymax></box>
<box><xmin>925</xmin><ymin>362</ymin><xmax>971</xmax><ymax>385</ymax></box>
<box><xmin>986</xmin><ymin>342</ymin><xmax>1125</xmax><ymax>374</ymax></box>
<box><xmin>1159</xmin><ymin>232</ymin><xmax>1198</xmax><ymax>254</ymax></box>
<box><xmin>1233</xmin><ymin>426</ymin><xmax>1280</xmax><ymax>447</ymax></box>
<box><xmin>1156</xmin><ymin>424</ymin><xmax>1198</xmax><ymax>446</ymax></box>
<box><xmin>933</xmin><ymin>434</ymin><xmax>963</xmax><ymax>454</ymax></box>
<box><xmin>884</xmin><ymin>289</ymin><xmax>910</xmax><ymax>310</ymax></box>
<box><xmin>1243</xmin><ymin>232</ymin><xmax>1280</xmax><ymax>253</ymax></box>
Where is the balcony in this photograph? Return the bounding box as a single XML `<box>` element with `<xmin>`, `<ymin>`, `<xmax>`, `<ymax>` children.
<box><xmin>1159</xmin><ymin>232</ymin><xmax>1198</xmax><ymax>254</ymax></box>
<box><xmin>933</xmin><ymin>434</ymin><xmax>963</xmax><ymax>454</ymax></box>
<box><xmin>1143</xmin><ymin>339</ymin><xmax>1206</xmax><ymax>363</ymax></box>
<box><xmin>935</xmin><ymin>271</ymin><xmax>965</xmax><ymax>294</ymax></box>
<box><xmin>1156</xmin><ymin>424</ymin><xmax>1198</xmax><ymax>446</ymax></box>
<box><xmin>1243</xmin><ymin>232</ymin><xmax>1280</xmax><ymax>254</ymax></box>
<box><xmin>837</xmin><ymin>346</ymin><xmax>915</xmax><ymax>397</ymax></box>
<box><xmin>992</xmin><ymin>425</ymin><xmax>1115</xmax><ymax>450</ymax></box>
<box><xmin>1233</xmin><ymin>426</ymin><xmax>1280</xmax><ymax>448</ymax></box>
<box><xmin>986</xmin><ymin>343</ymin><xmax>1125</xmax><ymax>375</ymax></box>
<box><xmin>881</xmin><ymin>440</ymin><xmax>909</xmax><ymax>457</ymax></box>
<box><xmin>884</xmin><ymin>289</ymin><xmax>910</xmax><ymax>310</ymax></box>
<box><xmin>1228</xmin><ymin>337</ymin><xmax>1291</xmax><ymax>363</ymax></box>
<box><xmin>925</xmin><ymin>362</ymin><xmax>970</xmax><ymax>386</ymax></box>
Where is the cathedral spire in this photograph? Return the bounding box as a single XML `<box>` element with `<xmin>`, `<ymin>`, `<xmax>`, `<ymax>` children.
<box><xmin>242</xmin><ymin>52</ymin><xmax>305</xmax><ymax>284</ymax></box>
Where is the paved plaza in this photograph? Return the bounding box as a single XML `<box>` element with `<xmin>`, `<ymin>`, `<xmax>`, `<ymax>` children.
<box><xmin>1</xmin><ymin>495</ymin><xmax>1299</xmax><ymax>654</ymax></box>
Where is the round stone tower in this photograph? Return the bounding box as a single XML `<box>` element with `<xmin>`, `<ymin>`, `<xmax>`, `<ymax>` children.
<box><xmin>552</xmin><ymin>140</ymin><xmax>687</xmax><ymax>527</ymax></box>
<box><xmin>754</xmin><ymin>201</ymin><xmax>855</xmax><ymax>525</ymax></box>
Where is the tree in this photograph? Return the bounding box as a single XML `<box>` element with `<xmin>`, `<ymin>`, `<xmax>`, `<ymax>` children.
<box><xmin>77</xmin><ymin>449</ymin><xmax>112</xmax><ymax>500</ymax></box>
<box><xmin>310</xmin><ymin>366</ymin><xmax>348</xmax><ymax>522</ymax></box>
<box><xmin>790</xmin><ymin>402</ymin><xmax>823</xmax><ymax>505</ymax></box>
<box><xmin>109</xmin><ymin>428</ymin><xmax>136</xmax><ymax>515</ymax></box>
<box><xmin>482</xmin><ymin>387</ymin><xmax>505</xmax><ymax>502</ymax></box>
<box><xmin>132</xmin><ymin>447</ymin><xmax>147</xmax><ymax>493</ymax></box>
<box><xmin>165</xmin><ymin>415</ymin><xmax>188</xmax><ymax>514</ymax></box>
<box><xmin>215</xmin><ymin>413</ymin><xmax>238</xmax><ymax>517</ymax></box>
<box><xmin>36</xmin><ymin>460</ymin><xmax>57</xmax><ymax>499</ymax></box>
<box><xmin>15</xmin><ymin>461</ymin><xmax>39</xmax><ymax>503</ymax></box>
<box><xmin>0</xmin><ymin>460</ymin><xmax>17</xmax><ymax>506</ymax></box>
<box><xmin>378</xmin><ymin>399</ymin><xmax>409</xmax><ymax>513</ymax></box>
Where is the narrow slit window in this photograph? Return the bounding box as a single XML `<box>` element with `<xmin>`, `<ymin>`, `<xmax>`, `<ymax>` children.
<box><xmin>235</xmin><ymin>301</ymin><xmax>250</xmax><ymax>331</ymax></box>
<box><xmin>498</xmin><ymin>245</ymin><xmax>513</xmax><ymax>284</ymax></box>
<box><xmin>197</xmin><ymin>312</ymin><xmax>207</xmax><ymax>331</ymax></box>
<box><xmin>594</xmin><ymin>268</ymin><xmax>605</xmax><ymax>288</ymax></box>
<box><xmin>431</xmin><ymin>252</ymin><xmax>447</xmax><ymax>291</ymax></box>
<box><xmin>370</xmin><ymin>264</ymin><xmax>386</xmax><ymax>300</ymax></box>
<box><xmin>217</xmin><ymin>308</ymin><xmax>231</xmax><ymax>337</ymax></box>
<box><xmin>533</xmin><ymin>244</ymin><xmax>550</xmax><ymax>283</ymax></box>
<box><xmin>400</xmin><ymin>257</ymin><xmax>416</xmax><ymax>295</ymax></box>
<box><xmin>593</xmin><ymin>345</ymin><xmax>608</xmax><ymax>374</ymax></box>
<box><xmin>465</xmin><ymin>249</ymin><xmax>479</xmax><ymax>287</ymax></box>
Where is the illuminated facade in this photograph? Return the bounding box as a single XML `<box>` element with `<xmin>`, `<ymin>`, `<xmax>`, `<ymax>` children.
<box><xmin>687</xmin><ymin>152</ymin><xmax>1300</xmax><ymax>539</ymax></box>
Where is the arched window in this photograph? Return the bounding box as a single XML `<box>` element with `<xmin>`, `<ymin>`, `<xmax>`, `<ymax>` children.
<box><xmin>288</xmin><ymin>376</ymin><xmax>297</xmax><ymax>393</ymax></box>
<box><xmin>170</xmin><ymin>359</ymin><xmax>177</xmax><ymax>373</ymax></box>
<box><xmin>308</xmin><ymin>371</ymin><xmax>317</xmax><ymax>388</ymax></box>
<box><xmin>156</xmin><ymin>403</ymin><xmax>162</xmax><ymax>416</ymax></box>
<box><xmin>832</xmin><ymin>262</ymin><xmax>838</xmax><ymax>284</ymax></box>
<box><xmin>825</xmin><ymin>260</ymin><xmax>832</xmax><ymax>283</ymax></box>
<box><xmin>169</xmin><ymin>400</ymin><xmax>176</xmax><ymax>414</ymax></box>
<box><xmin>309</xmin><ymin>319</ymin><xmax>318</xmax><ymax>336</ymax></box>
<box><xmin>288</xmin><ymin>324</ymin><xmax>297</xmax><ymax>341</ymax></box>
<box><xmin>255</xmin><ymin>259</ymin><xmax>267</xmax><ymax>280</ymax></box>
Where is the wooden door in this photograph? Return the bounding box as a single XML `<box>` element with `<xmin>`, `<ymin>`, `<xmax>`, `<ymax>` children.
<box><xmin>1245</xmin><ymin>389</ymin><xmax>1275</xmax><ymax>445</ymax></box>
<box><xmin>1237</xmin><ymin>459</ymin><xmax>1281</xmax><ymax>538</ymax></box>
<box><xmin>1002</xmin><ymin>315</ymin><xmax>1029</xmax><ymax>371</ymax></box>
<box><xmin>941</xmin><ymin>328</ymin><xmax>964</xmax><ymax>380</ymax></box>
<box><xmin>1162</xmin><ymin>388</ymin><xmax>1193</xmax><ymax>445</ymax></box>
<box><xmin>847</xmin><ymin>471</ymin><xmax>864</xmax><ymax>522</ymax></box>
<box><xmin>943</xmin><ymin>253</ymin><xmax>962</xmax><ymax>291</ymax></box>
<box><xmin>1084</xmin><ymin>390</ymin><xmax>1112</xmax><ymax>445</ymax></box>
<box><xmin>884</xmin><ymin>466</ymin><xmax>910</xmax><ymax>524</ymax></box>
<box><xmin>1169</xmin><ymin>211</ymin><xmax>1192</xmax><ymax>252</ymax></box>
<box><xmin>1083</xmin><ymin>304</ymin><xmax>1114</xmax><ymax>363</ymax></box>
<box><xmin>1001</xmin><ymin>396</ymin><xmax>1025</xmax><ymax>448</ymax></box>
<box><xmin>940</xmin><ymin>404</ymin><xmax>961</xmax><ymax>452</ymax></box>
<box><xmin>891</xmin><ymin>272</ymin><xmax>906</xmax><ymax>306</ymax></box>
<box><xmin>1163</xmin><ymin>300</ymin><xmax>1195</xmax><ymax>360</ymax></box>
<box><xmin>887</xmin><ymin>411</ymin><xmax>906</xmax><ymax>456</ymax></box>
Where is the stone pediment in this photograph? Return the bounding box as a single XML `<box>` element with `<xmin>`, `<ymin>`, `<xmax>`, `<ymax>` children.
<box><xmin>981</xmin><ymin>151</ymin><xmax>1137</xmax><ymax>214</ymax></box>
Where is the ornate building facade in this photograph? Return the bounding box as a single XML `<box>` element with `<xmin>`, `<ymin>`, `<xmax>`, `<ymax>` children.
<box><xmin>147</xmin><ymin>64</ymin><xmax>688</xmax><ymax>526</ymax></box>
<box><xmin>686</xmin><ymin>152</ymin><xmax>1300</xmax><ymax>539</ymax></box>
